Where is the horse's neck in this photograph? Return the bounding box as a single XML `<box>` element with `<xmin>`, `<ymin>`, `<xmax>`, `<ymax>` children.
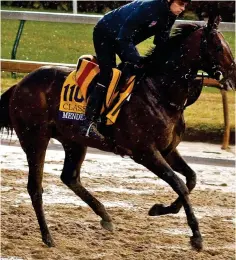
<box><xmin>151</xmin><ymin>35</ymin><xmax>202</xmax><ymax>107</ymax></box>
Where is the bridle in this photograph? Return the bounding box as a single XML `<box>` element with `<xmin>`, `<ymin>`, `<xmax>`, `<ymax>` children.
<box><xmin>200</xmin><ymin>26</ymin><xmax>236</xmax><ymax>87</ymax></box>
<box><xmin>200</xmin><ymin>27</ymin><xmax>224</xmax><ymax>82</ymax></box>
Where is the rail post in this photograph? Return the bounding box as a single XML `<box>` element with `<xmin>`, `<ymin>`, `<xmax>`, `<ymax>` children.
<box><xmin>220</xmin><ymin>89</ymin><xmax>230</xmax><ymax>149</ymax></box>
<box><xmin>11</xmin><ymin>19</ymin><xmax>25</xmax><ymax>78</ymax></box>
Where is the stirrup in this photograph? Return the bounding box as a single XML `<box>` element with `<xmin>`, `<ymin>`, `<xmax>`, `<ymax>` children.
<box><xmin>85</xmin><ymin>122</ymin><xmax>105</xmax><ymax>141</ymax></box>
<box><xmin>85</xmin><ymin>122</ymin><xmax>95</xmax><ymax>137</ymax></box>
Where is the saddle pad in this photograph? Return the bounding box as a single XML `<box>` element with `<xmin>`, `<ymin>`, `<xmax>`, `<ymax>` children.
<box><xmin>58</xmin><ymin>59</ymin><xmax>135</xmax><ymax>125</ymax></box>
<box><xmin>76</xmin><ymin>59</ymin><xmax>100</xmax><ymax>101</ymax></box>
<box><xmin>59</xmin><ymin>70</ymin><xmax>87</xmax><ymax>121</ymax></box>
<box><xmin>106</xmin><ymin>76</ymin><xmax>135</xmax><ymax>125</ymax></box>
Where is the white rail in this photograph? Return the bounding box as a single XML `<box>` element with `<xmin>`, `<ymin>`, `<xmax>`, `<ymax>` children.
<box><xmin>1</xmin><ymin>10</ymin><xmax>101</xmax><ymax>24</ymax></box>
<box><xmin>1</xmin><ymin>10</ymin><xmax>235</xmax><ymax>31</ymax></box>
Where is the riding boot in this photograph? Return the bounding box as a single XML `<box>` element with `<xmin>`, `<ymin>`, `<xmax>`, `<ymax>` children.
<box><xmin>82</xmin><ymin>83</ymin><xmax>106</xmax><ymax>141</ymax></box>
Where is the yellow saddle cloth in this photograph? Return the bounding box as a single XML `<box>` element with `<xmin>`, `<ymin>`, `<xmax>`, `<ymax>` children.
<box><xmin>59</xmin><ymin>58</ymin><xmax>135</xmax><ymax>125</ymax></box>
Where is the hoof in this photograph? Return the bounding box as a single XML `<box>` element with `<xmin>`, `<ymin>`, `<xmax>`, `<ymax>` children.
<box><xmin>100</xmin><ymin>220</ymin><xmax>114</xmax><ymax>232</ymax></box>
<box><xmin>148</xmin><ymin>204</ymin><xmax>169</xmax><ymax>216</ymax></box>
<box><xmin>190</xmin><ymin>235</ymin><xmax>203</xmax><ymax>251</ymax></box>
<box><xmin>43</xmin><ymin>234</ymin><xmax>55</xmax><ymax>247</ymax></box>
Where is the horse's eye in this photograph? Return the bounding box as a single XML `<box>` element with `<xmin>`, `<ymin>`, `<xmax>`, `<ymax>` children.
<box><xmin>216</xmin><ymin>45</ymin><xmax>223</xmax><ymax>52</ymax></box>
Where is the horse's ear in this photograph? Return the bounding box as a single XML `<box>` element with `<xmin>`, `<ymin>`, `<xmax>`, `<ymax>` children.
<box><xmin>207</xmin><ymin>3</ymin><xmax>221</xmax><ymax>31</ymax></box>
<box><xmin>208</xmin><ymin>15</ymin><xmax>222</xmax><ymax>30</ymax></box>
<box><xmin>214</xmin><ymin>15</ymin><xmax>222</xmax><ymax>28</ymax></box>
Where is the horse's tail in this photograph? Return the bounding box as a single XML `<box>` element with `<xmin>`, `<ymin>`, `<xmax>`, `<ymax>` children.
<box><xmin>0</xmin><ymin>85</ymin><xmax>16</xmax><ymax>134</ymax></box>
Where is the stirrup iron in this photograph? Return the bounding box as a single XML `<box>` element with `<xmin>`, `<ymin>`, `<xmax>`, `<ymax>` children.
<box><xmin>85</xmin><ymin>122</ymin><xmax>94</xmax><ymax>137</ymax></box>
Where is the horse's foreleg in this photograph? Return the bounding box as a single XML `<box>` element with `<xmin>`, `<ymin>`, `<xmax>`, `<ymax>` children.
<box><xmin>149</xmin><ymin>148</ymin><xmax>196</xmax><ymax>215</ymax></box>
<box><xmin>60</xmin><ymin>142</ymin><xmax>113</xmax><ymax>232</ymax></box>
<box><xmin>133</xmin><ymin>148</ymin><xmax>202</xmax><ymax>251</ymax></box>
<box><xmin>23</xmin><ymin>135</ymin><xmax>54</xmax><ymax>247</ymax></box>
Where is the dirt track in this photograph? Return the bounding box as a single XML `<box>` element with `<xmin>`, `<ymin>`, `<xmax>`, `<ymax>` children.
<box><xmin>1</xmin><ymin>155</ymin><xmax>235</xmax><ymax>260</ymax></box>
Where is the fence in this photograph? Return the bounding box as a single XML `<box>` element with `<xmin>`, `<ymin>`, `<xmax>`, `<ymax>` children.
<box><xmin>0</xmin><ymin>58</ymin><xmax>222</xmax><ymax>86</ymax></box>
<box><xmin>1</xmin><ymin>10</ymin><xmax>234</xmax><ymax>148</ymax></box>
<box><xmin>1</xmin><ymin>59</ymin><xmax>75</xmax><ymax>73</ymax></box>
<box><xmin>2</xmin><ymin>10</ymin><xmax>235</xmax><ymax>29</ymax></box>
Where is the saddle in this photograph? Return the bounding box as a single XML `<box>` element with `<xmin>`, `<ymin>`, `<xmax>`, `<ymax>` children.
<box><xmin>59</xmin><ymin>55</ymin><xmax>136</xmax><ymax>125</ymax></box>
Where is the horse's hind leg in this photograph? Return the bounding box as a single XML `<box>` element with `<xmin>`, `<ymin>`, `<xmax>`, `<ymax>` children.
<box><xmin>60</xmin><ymin>142</ymin><xmax>113</xmax><ymax>231</ymax></box>
<box><xmin>149</xmin><ymin>148</ymin><xmax>196</xmax><ymax>216</ymax></box>
<box><xmin>17</xmin><ymin>130</ymin><xmax>54</xmax><ymax>247</ymax></box>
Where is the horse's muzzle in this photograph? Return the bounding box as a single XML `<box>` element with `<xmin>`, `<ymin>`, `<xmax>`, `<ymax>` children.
<box><xmin>219</xmin><ymin>68</ymin><xmax>236</xmax><ymax>90</ymax></box>
<box><xmin>222</xmin><ymin>78</ymin><xmax>236</xmax><ymax>90</ymax></box>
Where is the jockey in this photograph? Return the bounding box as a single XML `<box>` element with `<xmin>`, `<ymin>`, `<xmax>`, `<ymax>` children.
<box><xmin>82</xmin><ymin>0</ymin><xmax>191</xmax><ymax>141</ymax></box>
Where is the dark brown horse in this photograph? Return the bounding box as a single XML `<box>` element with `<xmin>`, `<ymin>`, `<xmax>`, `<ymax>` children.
<box><xmin>1</xmin><ymin>16</ymin><xmax>235</xmax><ymax>250</ymax></box>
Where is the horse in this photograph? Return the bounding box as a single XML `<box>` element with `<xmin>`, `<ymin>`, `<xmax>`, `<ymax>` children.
<box><xmin>1</xmin><ymin>15</ymin><xmax>235</xmax><ymax>251</ymax></box>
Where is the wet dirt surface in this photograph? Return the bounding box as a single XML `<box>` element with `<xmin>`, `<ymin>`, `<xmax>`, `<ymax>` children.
<box><xmin>1</xmin><ymin>144</ymin><xmax>235</xmax><ymax>260</ymax></box>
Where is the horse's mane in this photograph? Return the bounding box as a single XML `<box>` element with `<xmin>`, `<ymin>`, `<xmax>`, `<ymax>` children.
<box><xmin>144</xmin><ymin>23</ymin><xmax>202</xmax><ymax>73</ymax></box>
<box><xmin>168</xmin><ymin>23</ymin><xmax>201</xmax><ymax>49</ymax></box>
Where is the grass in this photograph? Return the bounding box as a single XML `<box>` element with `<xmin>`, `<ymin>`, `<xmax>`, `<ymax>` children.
<box><xmin>1</xmin><ymin>19</ymin><xmax>154</xmax><ymax>63</ymax></box>
<box><xmin>2</xmin><ymin>5</ymin><xmax>235</xmax><ymax>60</ymax></box>
<box><xmin>2</xmin><ymin>18</ymin><xmax>234</xmax><ymax>63</ymax></box>
<box><xmin>1</xmin><ymin>20</ymin><xmax>95</xmax><ymax>63</ymax></box>
<box><xmin>185</xmin><ymin>90</ymin><xmax>235</xmax><ymax>131</ymax></box>
<box><xmin>222</xmin><ymin>31</ymin><xmax>235</xmax><ymax>55</ymax></box>
<box><xmin>1</xmin><ymin>10</ymin><xmax>235</xmax><ymax>142</ymax></box>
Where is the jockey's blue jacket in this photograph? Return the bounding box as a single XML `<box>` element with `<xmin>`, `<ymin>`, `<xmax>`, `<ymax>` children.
<box><xmin>95</xmin><ymin>0</ymin><xmax>177</xmax><ymax>64</ymax></box>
